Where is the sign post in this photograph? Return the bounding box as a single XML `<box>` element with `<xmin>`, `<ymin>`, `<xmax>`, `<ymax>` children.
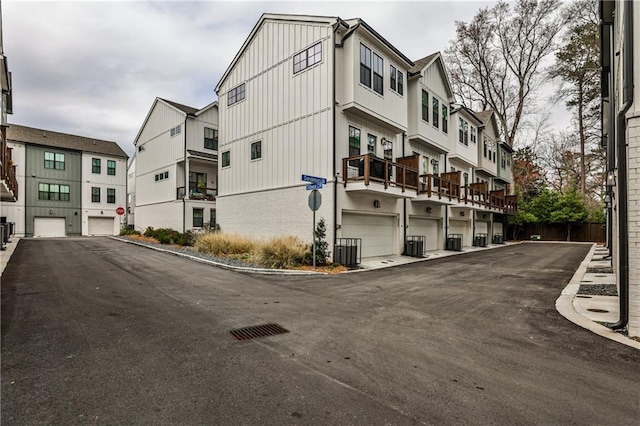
<box><xmin>303</xmin><ymin>175</ymin><xmax>325</xmax><ymax>268</ymax></box>
<box><xmin>116</xmin><ymin>207</ymin><xmax>125</xmax><ymax>232</ymax></box>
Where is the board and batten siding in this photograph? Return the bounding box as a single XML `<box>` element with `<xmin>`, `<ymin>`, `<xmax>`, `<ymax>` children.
<box><xmin>0</xmin><ymin>142</ymin><xmax>26</xmax><ymax>236</ymax></box>
<box><xmin>81</xmin><ymin>153</ymin><xmax>127</xmax><ymax>235</ymax></box>
<box><xmin>24</xmin><ymin>145</ymin><xmax>82</xmax><ymax>236</ymax></box>
<box><xmin>218</xmin><ymin>20</ymin><xmax>334</xmax><ymax>197</ymax></box>
<box><xmin>186</xmin><ymin>106</ymin><xmax>218</xmax><ymax>153</ymax></box>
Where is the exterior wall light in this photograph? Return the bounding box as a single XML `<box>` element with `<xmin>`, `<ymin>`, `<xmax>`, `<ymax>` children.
<box><xmin>606</xmin><ymin>170</ymin><xmax>616</xmax><ymax>187</ymax></box>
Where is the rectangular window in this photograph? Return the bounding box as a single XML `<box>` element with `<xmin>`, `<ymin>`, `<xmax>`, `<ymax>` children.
<box><xmin>397</xmin><ymin>71</ymin><xmax>403</xmax><ymax>95</ymax></box>
<box><xmin>251</xmin><ymin>141</ymin><xmax>262</xmax><ymax>160</ymax></box>
<box><xmin>107</xmin><ymin>160</ymin><xmax>116</xmax><ymax>175</ymax></box>
<box><xmin>459</xmin><ymin>118</ymin><xmax>465</xmax><ymax>144</ymax></box>
<box><xmin>421</xmin><ymin>90</ymin><xmax>429</xmax><ymax>122</ymax></box>
<box><xmin>92</xmin><ymin>158</ymin><xmax>101</xmax><ymax>174</ymax></box>
<box><xmin>383</xmin><ymin>141</ymin><xmax>393</xmax><ymax>161</ymax></box>
<box><xmin>193</xmin><ymin>208</ymin><xmax>204</xmax><ymax>228</ymax></box>
<box><xmin>463</xmin><ymin>121</ymin><xmax>469</xmax><ymax>145</ymax></box>
<box><xmin>483</xmin><ymin>137</ymin><xmax>488</xmax><ymax>158</ymax></box>
<box><xmin>170</xmin><ymin>125</ymin><xmax>182</xmax><ymax>137</ymax></box>
<box><xmin>367</xmin><ymin>134</ymin><xmax>377</xmax><ymax>155</ymax></box>
<box><xmin>359</xmin><ymin>44</ymin><xmax>372</xmax><ymax>88</ymax></box>
<box><xmin>442</xmin><ymin>105</ymin><xmax>448</xmax><ymax>133</ymax></box>
<box><xmin>38</xmin><ymin>183</ymin><xmax>69</xmax><ymax>201</ymax></box>
<box><xmin>471</xmin><ymin>127</ymin><xmax>477</xmax><ymax>144</ymax></box>
<box><xmin>348</xmin><ymin>126</ymin><xmax>361</xmax><ymax>157</ymax></box>
<box><xmin>44</xmin><ymin>152</ymin><xmax>65</xmax><ymax>170</ymax></box>
<box><xmin>432</xmin><ymin>97</ymin><xmax>439</xmax><ymax>128</ymax></box>
<box><xmin>204</xmin><ymin>127</ymin><xmax>218</xmax><ymax>150</ymax></box>
<box><xmin>222</xmin><ymin>151</ymin><xmax>230</xmax><ymax>167</ymax></box>
<box><xmin>107</xmin><ymin>188</ymin><xmax>116</xmax><ymax>204</ymax></box>
<box><xmin>189</xmin><ymin>172</ymin><xmax>207</xmax><ymax>191</ymax></box>
<box><xmin>293</xmin><ymin>42</ymin><xmax>322</xmax><ymax>74</ymax></box>
<box><xmin>432</xmin><ymin>160</ymin><xmax>439</xmax><ymax>175</ymax></box>
<box><xmin>210</xmin><ymin>209</ymin><xmax>216</xmax><ymax>229</ymax></box>
<box><xmin>372</xmin><ymin>52</ymin><xmax>383</xmax><ymax>95</ymax></box>
<box><xmin>390</xmin><ymin>65</ymin><xmax>397</xmax><ymax>91</ymax></box>
<box><xmin>92</xmin><ymin>187</ymin><xmax>100</xmax><ymax>202</ymax></box>
<box><xmin>227</xmin><ymin>83</ymin><xmax>245</xmax><ymax>106</ymax></box>
<box><xmin>155</xmin><ymin>171</ymin><xmax>169</xmax><ymax>182</ymax></box>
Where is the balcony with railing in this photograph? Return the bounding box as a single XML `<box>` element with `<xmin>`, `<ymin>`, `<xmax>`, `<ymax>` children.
<box><xmin>1</xmin><ymin>139</ymin><xmax>18</xmax><ymax>202</ymax></box>
<box><xmin>342</xmin><ymin>154</ymin><xmax>418</xmax><ymax>198</ymax></box>
<box><xmin>415</xmin><ymin>171</ymin><xmax>461</xmax><ymax>204</ymax></box>
<box><xmin>176</xmin><ymin>186</ymin><xmax>217</xmax><ymax>201</ymax></box>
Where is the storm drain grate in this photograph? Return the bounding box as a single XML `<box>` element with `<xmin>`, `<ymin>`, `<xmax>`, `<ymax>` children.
<box><xmin>230</xmin><ymin>323</ymin><xmax>289</xmax><ymax>341</ymax></box>
<box><xmin>586</xmin><ymin>267</ymin><xmax>613</xmax><ymax>274</ymax></box>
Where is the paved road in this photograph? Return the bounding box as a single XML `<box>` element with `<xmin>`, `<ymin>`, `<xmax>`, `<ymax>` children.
<box><xmin>2</xmin><ymin>238</ymin><xmax>639</xmax><ymax>425</ymax></box>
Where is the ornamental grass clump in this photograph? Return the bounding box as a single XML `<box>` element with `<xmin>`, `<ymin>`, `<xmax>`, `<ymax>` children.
<box><xmin>193</xmin><ymin>232</ymin><xmax>255</xmax><ymax>256</ymax></box>
<box><xmin>257</xmin><ymin>236</ymin><xmax>311</xmax><ymax>269</ymax></box>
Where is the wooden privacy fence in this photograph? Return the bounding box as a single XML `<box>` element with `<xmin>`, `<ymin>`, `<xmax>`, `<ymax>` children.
<box><xmin>507</xmin><ymin>222</ymin><xmax>605</xmax><ymax>243</ymax></box>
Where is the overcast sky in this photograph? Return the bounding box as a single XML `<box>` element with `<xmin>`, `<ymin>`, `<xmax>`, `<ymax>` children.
<box><xmin>3</xmin><ymin>0</ymin><xmax>570</xmax><ymax>158</ymax></box>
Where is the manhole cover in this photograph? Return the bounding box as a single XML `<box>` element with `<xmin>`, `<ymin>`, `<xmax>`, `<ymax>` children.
<box><xmin>230</xmin><ymin>323</ymin><xmax>289</xmax><ymax>341</ymax></box>
<box><xmin>587</xmin><ymin>308</ymin><xmax>610</xmax><ymax>313</ymax></box>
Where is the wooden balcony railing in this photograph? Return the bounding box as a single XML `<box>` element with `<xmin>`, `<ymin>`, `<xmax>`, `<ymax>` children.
<box><xmin>418</xmin><ymin>174</ymin><xmax>460</xmax><ymax>200</ymax></box>
<box><xmin>1</xmin><ymin>137</ymin><xmax>18</xmax><ymax>200</ymax></box>
<box><xmin>505</xmin><ymin>195</ymin><xmax>518</xmax><ymax>213</ymax></box>
<box><xmin>177</xmin><ymin>186</ymin><xmax>217</xmax><ymax>201</ymax></box>
<box><xmin>343</xmin><ymin>154</ymin><xmax>418</xmax><ymax>192</ymax></box>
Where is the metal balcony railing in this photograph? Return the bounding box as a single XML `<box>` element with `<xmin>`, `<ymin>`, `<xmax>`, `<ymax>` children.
<box><xmin>177</xmin><ymin>186</ymin><xmax>217</xmax><ymax>201</ymax></box>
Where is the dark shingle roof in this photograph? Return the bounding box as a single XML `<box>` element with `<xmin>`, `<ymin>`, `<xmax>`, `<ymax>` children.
<box><xmin>159</xmin><ymin>98</ymin><xmax>199</xmax><ymax>115</ymax></box>
<box><xmin>410</xmin><ymin>52</ymin><xmax>439</xmax><ymax>74</ymax></box>
<box><xmin>474</xmin><ymin>110</ymin><xmax>494</xmax><ymax>124</ymax></box>
<box><xmin>7</xmin><ymin>124</ymin><xmax>128</xmax><ymax>158</ymax></box>
<box><xmin>187</xmin><ymin>149</ymin><xmax>217</xmax><ymax>160</ymax></box>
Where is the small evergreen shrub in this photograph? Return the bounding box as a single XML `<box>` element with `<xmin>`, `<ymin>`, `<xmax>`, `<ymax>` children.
<box><xmin>142</xmin><ymin>227</ymin><xmax>194</xmax><ymax>246</ymax></box>
<box><xmin>120</xmin><ymin>228</ymin><xmax>141</xmax><ymax>236</ymax></box>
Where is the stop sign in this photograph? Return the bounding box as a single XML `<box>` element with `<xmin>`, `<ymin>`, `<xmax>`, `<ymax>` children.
<box><xmin>116</xmin><ymin>207</ymin><xmax>125</xmax><ymax>216</ymax></box>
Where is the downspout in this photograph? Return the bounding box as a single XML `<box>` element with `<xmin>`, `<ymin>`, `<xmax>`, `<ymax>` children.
<box><xmin>610</xmin><ymin>0</ymin><xmax>633</xmax><ymax>331</ymax></box>
<box><xmin>332</xmin><ymin>24</ymin><xmax>339</xmax><ymax>247</ymax></box>
<box><xmin>402</xmin><ymin>132</ymin><xmax>407</xmax><ymax>253</ymax></box>
<box><xmin>182</xmin><ymin>115</ymin><xmax>188</xmax><ymax>234</ymax></box>
<box><xmin>443</xmin><ymin>152</ymin><xmax>448</xmax><ymax>249</ymax></box>
<box><xmin>602</xmin><ymin>10</ymin><xmax>615</xmax><ymax>255</ymax></box>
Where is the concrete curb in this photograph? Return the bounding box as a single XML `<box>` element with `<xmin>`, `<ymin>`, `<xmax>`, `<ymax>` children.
<box><xmin>109</xmin><ymin>236</ymin><xmax>326</xmax><ymax>276</ymax></box>
<box><xmin>0</xmin><ymin>236</ymin><xmax>21</xmax><ymax>277</ymax></box>
<box><xmin>556</xmin><ymin>243</ymin><xmax>640</xmax><ymax>350</ymax></box>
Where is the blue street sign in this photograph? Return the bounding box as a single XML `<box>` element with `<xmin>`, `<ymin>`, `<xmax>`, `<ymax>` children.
<box><xmin>306</xmin><ymin>183</ymin><xmax>323</xmax><ymax>190</ymax></box>
<box><xmin>301</xmin><ymin>174</ymin><xmax>327</xmax><ymax>185</ymax></box>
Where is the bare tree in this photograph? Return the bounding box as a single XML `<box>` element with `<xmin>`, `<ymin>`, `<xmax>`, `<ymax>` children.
<box><xmin>444</xmin><ymin>0</ymin><xmax>566</xmax><ymax>147</ymax></box>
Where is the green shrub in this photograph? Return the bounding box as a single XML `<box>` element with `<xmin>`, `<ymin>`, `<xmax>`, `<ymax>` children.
<box><xmin>193</xmin><ymin>232</ymin><xmax>255</xmax><ymax>256</ymax></box>
<box><xmin>142</xmin><ymin>227</ymin><xmax>194</xmax><ymax>246</ymax></box>
<box><xmin>120</xmin><ymin>228</ymin><xmax>141</xmax><ymax>236</ymax></box>
<box><xmin>257</xmin><ymin>236</ymin><xmax>310</xmax><ymax>269</ymax></box>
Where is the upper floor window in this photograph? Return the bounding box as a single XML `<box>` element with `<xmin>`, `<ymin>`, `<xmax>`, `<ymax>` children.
<box><xmin>107</xmin><ymin>188</ymin><xmax>116</xmax><ymax>204</ymax></box>
<box><xmin>360</xmin><ymin>44</ymin><xmax>372</xmax><ymax>88</ymax></box>
<box><xmin>383</xmin><ymin>140</ymin><xmax>393</xmax><ymax>161</ymax></box>
<box><xmin>470</xmin><ymin>127</ymin><xmax>477</xmax><ymax>144</ymax></box>
<box><xmin>397</xmin><ymin>71</ymin><xmax>403</xmax><ymax>95</ymax></box>
<box><xmin>107</xmin><ymin>160</ymin><xmax>116</xmax><ymax>175</ymax></box>
<box><xmin>44</xmin><ymin>152</ymin><xmax>65</xmax><ymax>170</ymax></box>
<box><xmin>155</xmin><ymin>171</ymin><xmax>169</xmax><ymax>181</ymax></box>
<box><xmin>92</xmin><ymin>158</ymin><xmax>101</xmax><ymax>174</ymax></box>
<box><xmin>251</xmin><ymin>141</ymin><xmax>262</xmax><ymax>160</ymax></box>
<box><xmin>38</xmin><ymin>183</ymin><xmax>70</xmax><ymax>201</ymax></box>
<box><xmin>349</xmin><ymin>126</ymin><xmax>361</xmax><ymax>157</ymax></box>
<box><xmin>293</xmin><ymin>42</ymin><xmax>322</xmax><ymax>74</ymax></box>
<box><xmin>442</xmin><ymin>105</ymin><xmax>448</xmax><ymax>133</ymax></box>
<box><xmin>459</xmin><ymin>118</ymin><xmax>469</xmax><ymax>145</ymax></box>
<box><xmin>431</xmin><ymin>159</ymin><xmax>439</xmax><ymax>175</ymax></box>
<box><xmin>228</xmin><ymin>83</ymin><xmax>245</xmax><ymax>107</ymax></box>
<box><xmin>432</xmin><ymin>97</ymin><xmax>439</xmax><ymax>128</ymax></box>
<box><xmin>483</xmin><ymin>136</ymin><xmax>488</xmax><ymax>158</ymax></box>
<box><xmin>372</xmin><ymin>53</ymin><xmax>384</xmax><ymax>95</ymax></box>
<box><xmin>421</xmin><ymin>90</ymin><xmax>429</xmax><ymax>122</ymax></box>
<box><xmin>367</xmin><ymin>134</ymin><xmax>377</xmax><ymax>155</ymax></box>
<box><xmin>170</xmin><ymin>125</ymin><xmax>181</xmax><ymax>137</ymax></box>
<box><xmin>390</xmin><ymin>65</ymin><xmax>397</xmax><ymax>91</ymax></box>
<box><xmin>204</xmin><ymin>127</ymin><xmax>218</xmax><ymax>150</ymax></box>
<box><xmin>92</xmin><ymin>187</ymin><xmax>100</xmax><ymax>203</ymax></box>
<box><xmin>222</xmin><ymin>150</ymin><xmax>230</xmax><ymax>167</ymax></box>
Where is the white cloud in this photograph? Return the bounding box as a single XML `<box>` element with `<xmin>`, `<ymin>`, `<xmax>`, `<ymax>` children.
<box><xmin>4</xmin><ymin>1</ymin><xmax>568</xmax><ymax>158</ymax></box>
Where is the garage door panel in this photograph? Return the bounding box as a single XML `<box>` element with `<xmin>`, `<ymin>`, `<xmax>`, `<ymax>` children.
<box><xmin>476</xmin><ymin>221</ymin><xmax>488</xmax><ymax>234</ymax></box>
<box><xmin>493</xmin><ymin>222</ymin><xmax>504</xmax><ymax>235</ymax></box>
<box><xmin>449</xmin><ymin>220</ymin><xmax>469</xmax><ymax>246</ymax></box>
<box><xmin>342</xmin><ymin>213</ymin><xmax>395</xmax><ymax>258</ymax></box>
<box><xmin>408</xmin><ymin>217</ymin><xmax>440</xmax><ymax>251</ymax></box>
<box><xmin>88</xmin><ymin>217</ymin><xmax>115</xmax><ymax>236</ymax></box>
<box><xmin>34</xmin><ymin>217</ymin><xmax>66</xmax><ymax>238</ymax></box>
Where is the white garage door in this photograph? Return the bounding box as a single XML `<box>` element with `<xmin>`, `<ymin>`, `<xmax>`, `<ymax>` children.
<box><xmin>33</xmin><ymin>217</ymin><xmax>66</xmax><ymax>238</ymax></box>
<box><xmin>88</xmin><ymin>217</ymin><xmax>115</xmax><ymax>236</ymax></box>
<box><xmin>449</xmin><ymin>219</ymin><xmax>469</xmax><ymax>246</ymax></box>
<box><xmin>342</xmin><ymin>213</ymin><xmax>395</xmax><ymax>258</ymax></box>
<box><xmin>408</xmin><ymin>217</ymin><xmax>440</xmax><ymax>251</ymax></box>
<box><xmin>475</xmin><ymin>221</ymin><xmax>489</xmax><ymax>234</ymax></box>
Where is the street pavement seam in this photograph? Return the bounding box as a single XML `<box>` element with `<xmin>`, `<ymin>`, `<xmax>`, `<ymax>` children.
<box><xmin>556</xmin><ymin>243</ymin><xmax>640</xmax><ymax>349</ymax></box>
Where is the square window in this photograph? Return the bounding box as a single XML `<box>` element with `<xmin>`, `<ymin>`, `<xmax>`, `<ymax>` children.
<box><xmin>107</xmin><ymin>160</ymin><xmax>116</xmax><ymax>175</ymax></box>
<box><xmin>228</xmin><ymin>83</ymin><xmax>246</xmax><ymax>106</ymax></box>
<box><xmin>222</xmin><ymin>151</ymin><xmax>230</xmax><ymax>167</ymax></box>
<box><xmin>251</xmin><ymin>141</ymin><xmax>262</xmax><ymax>160</ymax></box>
<box><xmin>92</xmin><ymin>158</ymin><xmax>101</xmax><ymax>174</ymax></box>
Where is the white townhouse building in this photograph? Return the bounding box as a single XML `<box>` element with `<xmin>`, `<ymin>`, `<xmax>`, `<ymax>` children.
<box><xmin>215</xmin><ymin>13</ymin><xmax>516</xmax><ymax>259</ymax></box>
<box><xmin>1</xmin><ymin>124</ymin><xmax>127</xmax><ymax>237</ymax></box>
<box><xmin>127</xmin><ymin>154</ymin><xmax>136</xmax><ymax>227</ymax></box>
<box><xmin>131</xmin><ymin>98</ymin><xmax>219</xmax><ymax>233</ymax></box>
<box><xmin>600</xmin><ymin>0</ymin><xmax>640</xmax><ymax>336</ymax></box>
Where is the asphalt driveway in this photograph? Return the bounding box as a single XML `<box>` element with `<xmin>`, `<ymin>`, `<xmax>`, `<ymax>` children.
<box><xmin>2</xmin><ymin>238</ymin><xmax>639</xmax><ymax>425</ymax></box>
